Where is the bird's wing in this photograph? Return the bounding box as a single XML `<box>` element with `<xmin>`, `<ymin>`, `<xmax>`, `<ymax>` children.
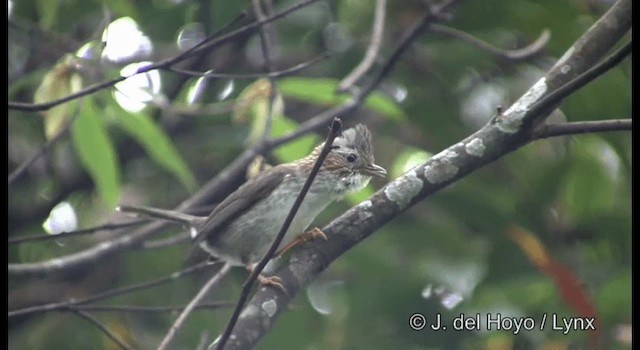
<box><xmin>192</xmin><ymin>166</ymin><xmax>289</xmax><ymax>243</ymax></box>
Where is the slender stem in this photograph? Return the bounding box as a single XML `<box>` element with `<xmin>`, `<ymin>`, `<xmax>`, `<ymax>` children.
<box><xmin>8</xmin><ymin>220</ymin><xmax>146</xmax><ymax>245</ymax></box>
<box><xmin>72</xmin><ymin>302</ymin><xmax>234</xmax><ymax>314</ymax></box>
<box><xmin>9</xmin><ymin>262</ymin><xmax>210</xmax><ymax>317</ymax></box>
<box><xmin>430</xmin><ymin>24</ymin><xmax>550</xmax><ymax>60</ymax></box>
<box><xmin>534</xmin><ymin>119</ymin><xmax>631</xmax><ymax>139</ymax></box>
<box><xmin>8</xmin><ymin>103</ymin><xmax>82</xmax><ymax>185</ymax></box>
<box><xmin>156</xmin><ymin>263</ymin><xmax>231</xmax><ymax>350</ymax></box>
<box><xmin>68</xmin><ymin>308</ymin><xmax>133</xmax><ymax>350</ymax></box>
<box><xmin>337</xmin><ymin>0</ymin><xmax>386</xmax><ymax>91</ymax></box>
<box><xmin>168</xmin><ymin>53</ymin><xmax>328</xmax><ymax>80</ymax></box>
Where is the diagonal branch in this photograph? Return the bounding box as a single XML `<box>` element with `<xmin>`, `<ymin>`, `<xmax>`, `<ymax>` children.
<box><xmin>68</xmin><ymin>308</ymin><xmax>133</xmax><ymax>350</ymax></box>
<box><xmin>157</xmin><ymin>263</ymin><xmax>232</xmax><ymax>350</ymax></box>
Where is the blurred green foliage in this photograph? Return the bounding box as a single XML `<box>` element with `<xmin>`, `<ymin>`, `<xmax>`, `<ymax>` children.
<box><xmin>8</xmin><ymin>0</ymin><xmax>630</xmax><ymax>349</ymax></box>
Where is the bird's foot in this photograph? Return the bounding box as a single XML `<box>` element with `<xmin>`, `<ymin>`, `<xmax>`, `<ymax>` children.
<box><xmin>257</xmin><ymin>274</ymin><xmax>285</xmax><ymax>291</ymax></box>
<box><xmin>276</xmin><ymin>227</ymin><xmax>327</xmax><ymax>258</ymax></box>
<box><xmin>246</xmin><ymin>264</ymin><xmax>286</xmax><ymax>292</ymax></box>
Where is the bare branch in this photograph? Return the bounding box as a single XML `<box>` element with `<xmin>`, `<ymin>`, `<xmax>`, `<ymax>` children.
<box><xmin>8</xmin><ymin>102</ymin><xmax>82</xmax><ymax>185</ymax></box>
<box><xmin>9</xmin><ymin>262</ymin><xmax>210</xmax><ymax>317</ymax></box>
<box><xmin>157</xmin><ymin>263</ymin><xmax>232</xmax><ymax>350</ymax></box>
<box><xmin>430</xmin><ymin>24</ymin><xmax>550</xmax><ymax>60</ymax></box>
<box><xmin>534</xmin><ymin>119</ymin><xmax>631</xmax><ymax>139</ymax></box>
<box><xmin>337</xmin><ymin>0</ymin><xmax>387</xmax><ymax>92</ymax></box>
<box><xmin>8</xmin><ymin>75</ymin><xmax>128</xmax><ymax>112</ymax></box>
<box><xmin>73</xmin><ymin>302</ymin><xmax>234</xmax><ymax>314</ymax></box>
<box><xmin>142</xmin><ymin>232</ymin><xmax>191</xmax><ymax>250</ymax></box>
<box><xmin>8</xmin><ymin>220</ymin><xmax>147</xmax><ymax>245</ymax></box>
<box><xmin>69</xmin><ymin>308</ymin><xmax>133</xmax><ymax>350</ymax></box>
<box><xmin>168</xmin><ymin>53</ymin><xmax>329</xmax><ymax>80</ymax></box>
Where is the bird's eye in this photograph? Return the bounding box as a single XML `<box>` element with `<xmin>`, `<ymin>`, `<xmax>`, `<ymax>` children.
<box><xmin>346</xmin><ymin>153</ymin><xmax>357</xmax><ymax>163</ymax></box>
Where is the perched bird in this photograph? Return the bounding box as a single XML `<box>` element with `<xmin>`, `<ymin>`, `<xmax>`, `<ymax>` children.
<box><xmin>118</xmin><ymin>124</ymin><xmax>386</xmax><ymax>288</ymax></box>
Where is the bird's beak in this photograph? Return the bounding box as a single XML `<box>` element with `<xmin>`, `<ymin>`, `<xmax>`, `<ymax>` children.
<box><xmin>362</xmin><ymin>163</ymin><xmax>387</xmax><ymax>178</ymax></box>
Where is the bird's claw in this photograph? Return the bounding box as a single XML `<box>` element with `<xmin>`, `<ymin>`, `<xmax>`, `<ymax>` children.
<box><xmin>257</xmin><ymin>275</ymin><xmax>286</xmax><ymax>292</ymax></box>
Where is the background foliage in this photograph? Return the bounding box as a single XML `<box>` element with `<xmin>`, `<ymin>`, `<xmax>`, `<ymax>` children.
<box><xmin>8</xmin><ymin>0</ymin><xmax>631</xmax><ymax>349</ymax></box>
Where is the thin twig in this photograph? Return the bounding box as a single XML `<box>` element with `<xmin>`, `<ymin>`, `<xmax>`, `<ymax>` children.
<box><xmin>142</xmin><ymin>232</ymin><xmax>191</xmax><ymax>250</ymax></box>
<box><xmin>430</xmin><ymin>24</ymin><xmax>550</xmax><ymax>60</ymax></box>
<box><xmin>215</xmin><ymin>118</ymin><xmax>343</xmax><ymax>350</ymax></box>
<box><xmin>72</xmin><ymin>302</ymin><xmax>234</xmax><ymax>313</ymax></box>
<box><xmin>337</xmin><ymin>0</ymin><xmax>386</xmax><ymax>92</ymax></box>
<box><xmin>153</xmin><ymin>100</ymin><xmax>235</xmax><ymax>117</ymax></box>
<box><xmin>167</xmin><ymin>12</ymin><xmax>248</xmax><ymax>68</ymax></box>
<box><xmin>534</xmin><ymin>119</ymin><xmax>631</xmax><ymax>139</ymax></box>
<box><xmin>9</xmin><ymin>262</ymin><xmax>210</xmax><ymax>318</ymax></box>
<box><xmin>196</xmin><ymin>330</ymin><xmax>211</xmax><ymax>350</ymax></box>
<box><xmin>157</xmin><ymin>263</ymin><xmax>232</xmax><ymax>350</ymax></box>
<box><xmin>68</xmin><ymin>308</ymin><xmax>133</xmax><ymax>350</ymax></box>
<box><xmin>168</xmin><ymin>53</ymin><xmax>328</xmax><ymax>80</ymax></box>
<box><xmin>8</xmin><ymin>75</ymin><xmax>127</xmax><ymax>112</ymax></box>
<box><xmin>8</xmin><ymin>102</ymin><xmax>82</xmax><ymax>185</ymax></box>
<box><xmin>8</xmin><ymin>220</ymin><xmax>147</xmax><ymax>245</ymax></box>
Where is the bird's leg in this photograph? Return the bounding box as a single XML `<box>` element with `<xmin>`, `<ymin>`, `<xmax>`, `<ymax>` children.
<box><xmin>246</xmin><ymin>264</ymin><xmax>285</xmax><ymax>291</ymax></box>
<box><xmin>276</xmin><ymin>227</ymin><xmax>328</xmax><ymax>258</ymax></box>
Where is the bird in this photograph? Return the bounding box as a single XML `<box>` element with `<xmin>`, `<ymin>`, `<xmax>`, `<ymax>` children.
<box><xmin>118</xmin><ymin>124</ymin><xmax>386</xmax><ymax>288</ymax></box>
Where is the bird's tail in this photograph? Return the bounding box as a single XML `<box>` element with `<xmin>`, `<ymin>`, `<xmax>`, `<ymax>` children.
<box><xmin>116</xmin><ymin>205</ymin><xmax>205</xmax><ymax>227</ymax></box>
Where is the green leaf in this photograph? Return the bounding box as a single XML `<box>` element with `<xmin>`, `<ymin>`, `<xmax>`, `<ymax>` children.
<box><xmin>71</xmin><ymin>99</ymin><xmax>121</xmax><ymax>208</ymax></box>
<box><xmin>110</xmin><ymin>107</ymin><xmax>197</xmax><ymax>192</ymax></box>
<box><xmin>278</xmin><ymin>77</ymin><xmax>405</xmax><ymax>120</ymax></box>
